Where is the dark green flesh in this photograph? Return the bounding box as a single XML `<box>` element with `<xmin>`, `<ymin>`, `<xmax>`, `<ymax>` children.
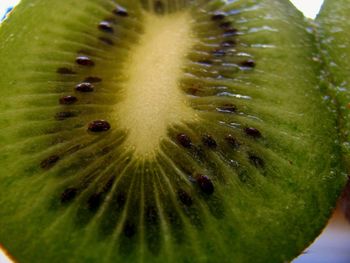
<box><xmin>0</xmin><ymin>0</ymin><xmax>346</xmax><ymax>262</ymax></box>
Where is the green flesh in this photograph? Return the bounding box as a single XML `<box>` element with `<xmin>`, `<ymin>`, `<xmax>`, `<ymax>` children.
<box><xmin>0</xmin><ymin>0</ymin><xmax>346</xmax><ymax>262</ymax></box>
<box><xmin>317</xmin><ymin>0</ymin><xmax>350</xmax><ymax>167</ymax></box>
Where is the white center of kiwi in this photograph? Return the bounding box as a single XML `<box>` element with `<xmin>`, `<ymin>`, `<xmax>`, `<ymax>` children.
<box><xmin>116</xmin><ymin>12</ymin><xmax>198</xmax><ymax>157</ymax></box>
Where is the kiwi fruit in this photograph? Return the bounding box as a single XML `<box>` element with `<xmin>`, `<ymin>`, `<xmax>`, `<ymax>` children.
<box><xmin>317</xmin><ymin>0</ymin><xmax>350</xmax><ymax>166</ymax></box>
<box><xmin>0</xmin><ymin>0</ymin><xmax>346</xmax><ymax>262</ymax></box>
<box><xmin>317</xmin><ymin>0</ymin><xmax>350</xmax><ymax>223</ymax></box>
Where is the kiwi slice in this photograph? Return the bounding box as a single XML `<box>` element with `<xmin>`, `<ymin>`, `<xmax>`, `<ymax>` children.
<box><xmin>317</xmin><ymin>0</ymin><xmax>350</xmax><ymax>223</ymax></box>
<box><xmin>317</xmin><ymin>0</ymin><xmax>350</xmax><ymax>165</ymax></box>
<box><xmin>0</xmin><ymin>0</ymin><xmax>345</xmax><ymax>262</ymax></box>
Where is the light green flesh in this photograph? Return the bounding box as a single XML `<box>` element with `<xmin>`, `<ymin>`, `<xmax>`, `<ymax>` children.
<box><xmin>0</xmin><ymin>0</ymin><xmax>345</xmax><ymax>262</ymax></box>
<box><xmin>317</xmin><ymin>0</ymin><xmax>350</xmax><ymax>167</ymax></box>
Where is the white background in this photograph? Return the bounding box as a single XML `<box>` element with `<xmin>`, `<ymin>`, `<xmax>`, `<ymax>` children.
<box><xmin>0</xmin><ymin>0</ymin><xmax>325</xmax><ymax>19</ymax></box>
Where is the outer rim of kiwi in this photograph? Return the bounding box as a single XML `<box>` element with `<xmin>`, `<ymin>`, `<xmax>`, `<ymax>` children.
<box><xmin>316</xmin><ymin>0</ymin><xmax>350</xmax><ymax>225</ymax></box>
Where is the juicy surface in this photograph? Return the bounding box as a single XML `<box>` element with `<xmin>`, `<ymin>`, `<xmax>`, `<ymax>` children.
<box><xmin>0</xmin><ymin>0</ymin><xmax>346</xmax><ymax>263</ymax></box>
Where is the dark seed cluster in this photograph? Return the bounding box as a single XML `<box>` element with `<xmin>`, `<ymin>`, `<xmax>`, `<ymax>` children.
<box><xmin>61</xmin><ymin>187</ymin><xmax>78</xmax><ymax>204</ymax></box>
<box><xmin>154</xmin><ymin>1</ymin><xmax>165</xmax><ymax>15</ymax></box>
<box><xmin>59</xmin><ymin>95</ymin><xmax>77</xmax><ymax>105</ymax></box>
<box><xmin>241</xmin><ymin>59</ymin><xmax>256</xmax><ymax>68</ymax></box>
<box><xmin>177</xmin><ymin>133</ymin><xmax>192</xmax><ymax>148</ymax></box>
<box><xmin>217</xmin><ymin>104</ymin><xmax>237</xmax><ymax>113</ymax></box>
<box><xmin>114</xmin><ymin>4</ymin><xmax>129</xmax><ymax>17</ymax></box>
<box><xmin>88</xmin><ymin>192</ymin><xmax>102</xmax><ymax>211</ymax></box>
<box><xmin>244</xmin><ymin>127</ymin><xmax>262</xmax><ymax>138</ymax></box>
<box><xmin>76</xmin><ymin>56</ymin><xmax>95</xmax><ymax>66</ymax></box>
<box><xmin>38</xmin><ymin>3</ymin><xmax>269</xmax><ymax>254</ymax></box>
<box><xmin>178</xmin><ymin>189</ymin><xmax>193</xmax><ymax>206</ymax></box>
<box><xmin>202</xmin><ymin>134</ymin><xmax>217</xmax><ymax>148</ymax></box>
<box><xmin>197</xmin><ymin>175</ymin><xmax>214</xmax><ymax>195</ymax></box>
<box><xmin>46</xmin><ymin>5</ymin><xmax>133</xmax><ymax>170</ymax></box>
<box><xmin>221</xmin><ymin>40</ymin><xmax>236</xmax><ymax>47</ymax></box>
<box><xmin>88</xmin><ymin>120</ymin><xmax>111</xmax><ymax>132</ymax></box>
<box><xmin>76</xmin><ymin>82</ymin><xmax>94</xmax><ymax>92</ymax></box>
<box><xmin>98</xmin><ymin>21</ymin><xmax>114</xmax><ymax>33</ymax></box>
<box><xmin>219</xmin><ymin>21</ymin><xmax>232</xmax><ymax>30</ymax></box>
<box><xmin>225</xmin><ymin>134</ymin><xmax>240</xmax><ymax>148</ymax></box>
<box><xmin>53</xmin><ymin>5</ymin><xmax>133</xmax><ymax>138</ymax></box>
<box><xmin>175</xmin><ymin>7</ymin><xmax>262</xmax><ymax>193</ymax></box>
<box><xmin>249</xmin><ymin>154</ymin><xmax>264</xmax><ymax>168</ymax></box>
<box><xmin>211</xmin><ymin>11</ymin><xmax>227</xmax><ymax>21</ymax></box>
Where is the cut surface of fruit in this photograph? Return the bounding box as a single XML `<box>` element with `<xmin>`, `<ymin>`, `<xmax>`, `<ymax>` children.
<box><xmin>0</xmin><ymin>0</ymin><xmax>346</xmax><ymax>262</ymax></box>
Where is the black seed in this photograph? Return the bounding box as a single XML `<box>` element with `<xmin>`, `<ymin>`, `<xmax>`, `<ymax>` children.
<box><xmin>178</xmin><ymin>190</ymin><xmax>193</xmax><ymax>206</ymax></box>
<box><xmin>88</xmin><ymin>120</ymin><xmax>111</xmax><ymax>132</ymax></box>
<box><xmin>57</xmin><ymin>67</ymin><xmax>76</xmax><ymax>75</ymax></box>
<box><xmin>99</xmin><ymin>37</ymin><xmax>114</xmax><ymax>45</ymax></box>
<box><xmin>223</xmin><ymin>28</ymin><xmax>238</xmax><ymax>37</ymax></box>
<box><xmin>225</xmin><ymin>134</ymin><xmax>240</xmax><ymax>148</ymax></box>
<box><xmin>154</xmin><ymin>1</ymin><xmax>165</xmax><ymax>14</ymax></box>
<box><xmin>98</xmin><ymin>21</ymin><xmax>114</xmax><ymax>33</ymax></box>
<box><xmin>55</xmin><ymin>111</ymin><xmax>77</xmax><ymax>121</ymax></box>
<box><xmin>123</xmin><ymin>222</ymin><xmax>136</xmax><ymax>238</ymax></box>
<box><xmin>61</xmin><ymin>188</ymin><xmax>78</xmax><ymax>204</ymax></box>
<box><xmin>198</xmin><ymin>60</ymin><xmax>213</xmax><ymax>65</ymax></box>
<box><xmin>84</xmin><ymin>76</ymin><xmax>102</xmax><ymax>83</ymax></box>
<box><xmin>177</xmin><ymin>133</ymin><xmax>192</xmax><ymax>148</ymax></box>
<box><xmin>88</xmin><ymin>193</ymin><xmax>102</xmax><ymax>212</ymax></box>
<box><xmin>211</xmin><ymin>11</ymin><xmax>227</xmax><ymax>21</ymax></box>
<box><xmin>221</xmin><ymin>40</ymin><xmax>236</xmax><ymax>48</ymax></box>
<box><xmin>114</xmin><ymin>4</ymin><xmax>128</xmax><ymax>17</ymax></box>
<box><xmin>241</xmin><ymin>59</ymin><xmax>256</xmax><ymax>68</ymax></box>
<box><xmin>249</xmin><ymin>155</ymin><xmax>265</xmax><ymax>168</ymax></box>
<box><xmin>219</xmin><ymin>21</ymin><xmax>232</xmax><ymax>29</ymax></box>
<box><xmin>202</xmin><ymin>134</ymin><xmax>217</xmax><ymax>149</ymax></box>
<box><xmin>76</xmin><ymin>82</ymin><xmax>94</xmax><ymax>92</ymax></box>
<box><xmin>40</xmin><ymin>155</ymin><xmax>60</xmax><ymax>169</ymax></box>
<box><xmin>197</xmin><ymin>175</ymin><xmax>214</xmax><ymax>195</ymax></box>
<box><xmin>59</xmin><ymin>95</ymin><xmax>77</xmax><ymax>105</ymax></box>
<box><xmin>244</xmin><ymin>127</ymin><xmax>262</xmax><ymax>138</ymax></box>
<box><xmin>217</xmin><ymin>104</ymin><xmax>237</xmax><ymax>113</ymax></box>
<box><xmin>76</xmin><ymin>56</ymin><xmax>95</xmax><ymax>67</ymax></box>
<box><xmin>212</xmin><ymin>49</ymin><xmax>226</xmax><ymax>57</ymax></box>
